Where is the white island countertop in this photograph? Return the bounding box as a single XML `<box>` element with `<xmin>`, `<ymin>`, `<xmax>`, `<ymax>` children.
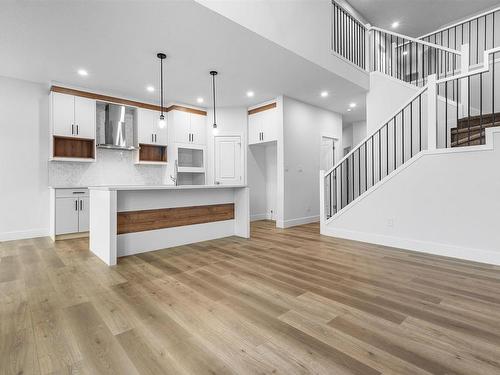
<box><xmin>88</xmin><ymin>184</ymin><xmax>247</xmax><ymax>191</ymax></box>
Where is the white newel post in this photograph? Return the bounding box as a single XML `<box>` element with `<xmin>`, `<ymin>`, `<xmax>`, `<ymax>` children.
<box><xmin>460</xmin><ymin>44</ymin><xmax>470</xmax><ymax>118</ymax></box>
<box><xmin>319</xmin><ymin>170</ymin><xmax>326</xmax><ymax>234</ymax></box>
<box><xmin>365</xmin><ymin>24</ymin><xmax>371</xmax><ymax>71</ymax></box>
<box><xmin>427</xmin><ymin>74</ymin><xmax>437</xmax><ymax>150</ymax></box>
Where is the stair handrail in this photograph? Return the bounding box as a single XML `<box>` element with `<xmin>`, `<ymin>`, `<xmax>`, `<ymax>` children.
<box><xmin>323</xmin><ymin>83</ymin><xmax>429</xmax><ymax>177</ymax></box>
<box><xmin>418</xmin><ymin>6</ymin><xmax>500</xmax><ymax>41</ymax></box>
<box><xmin>367</xmin><ymin>26</ymin><xmax>462</xmax><ymax>55</ymax></box>
<box><xmin>436</xmin><ymin>46</ymin><xmax>500</xmax><ymax>84</ymax></box>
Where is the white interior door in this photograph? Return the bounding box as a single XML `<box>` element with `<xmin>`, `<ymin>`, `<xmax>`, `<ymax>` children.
<box><xmin>214</xmin><ymin>136</ymin><xmax>242</xmax><ymax>185</ymax></box>
<box><xmin>321</xmin><ymin>136</ymin><xmax>335</xmax><ymax>171</ymax></box>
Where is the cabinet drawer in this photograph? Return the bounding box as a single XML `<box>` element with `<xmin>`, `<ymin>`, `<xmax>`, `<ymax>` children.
<box><xmin>55</xmin><ymin>188</ymin><xmax>89</xmax><ymax>198</ymax></box>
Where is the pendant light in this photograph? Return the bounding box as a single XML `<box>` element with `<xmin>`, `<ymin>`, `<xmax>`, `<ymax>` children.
<box><xmin>157</xmin><ymin>52</ymin><xmax>167</xmax><ymax>129</ymax></box>
<box><xmin>210</xmin><ymin>70</ymin><xmax>218</xmax><ymax>135</ymax></box>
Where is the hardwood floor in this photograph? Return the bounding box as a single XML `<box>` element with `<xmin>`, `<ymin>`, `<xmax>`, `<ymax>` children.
<box><xmin>1</xmin><ymin>220</ymin><xmax>500</xmax><ymax>374</ymax></box>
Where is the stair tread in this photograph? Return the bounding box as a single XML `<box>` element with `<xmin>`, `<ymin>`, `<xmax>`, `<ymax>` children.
<box><xmin>451</xmin><ymin>123</ymin><xmax>500</xmax><ymax>134</ymax></box>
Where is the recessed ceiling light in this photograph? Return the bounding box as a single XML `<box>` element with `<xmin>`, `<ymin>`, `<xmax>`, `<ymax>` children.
<box><xmin>246</xmin><ymin>91</ymin><xmax>255</xmax><ymax>98</ymax></box>
<box><xmin>349</xmin><ymin>102</ymin><xmax>357</xmax><ymax>108</ymax></box>
<box><xmin>391</xmin><ymin>21</ymin><xmax>400</xmax><ymax>29</ymax></box>
<box><xmin>146</xmin><ymin>85</ymin><xmax>154</xmax><ymax>92</ymax></box>
<box><xmin>77</xmin><ymin>69</ymin><xmax>88</xmax><ymax>76</ymax></box>
<box><xmin>196</xmin><ymin>97</ymin><xmax>204</xmax><ymax>103</ymax></box>
<box><xmin>347</xmin><ymin>108</ymin><xmax>352</xmax><ymax>112</ymax></box>
<box><xmin>320</xmin><ymin>91</ymin><xmax>329</xmax><ymax>98</ymax></box>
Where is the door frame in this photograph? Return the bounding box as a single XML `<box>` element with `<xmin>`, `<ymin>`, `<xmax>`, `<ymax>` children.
<box><xmin>213</xmin><ymin>133</ymin><xmax>245</xmax><ymax>185</ymax></box>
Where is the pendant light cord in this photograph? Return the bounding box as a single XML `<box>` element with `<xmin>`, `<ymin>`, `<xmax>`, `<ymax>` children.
<box><xmin>160</xmin><ymin>57</ymin><xmax>164</xmax><ymax>116</ymax></box>
<box><xmin>211</xmin><ymin>72</ymin><xmax>217</xmax><ymax>127</ymax></box>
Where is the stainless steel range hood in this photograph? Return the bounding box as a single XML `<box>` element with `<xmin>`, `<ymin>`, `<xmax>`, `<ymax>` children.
<box><xmin>97</xmin><ymin>103</ymin><xmax>138</xmax><ymax>150</ymax></box>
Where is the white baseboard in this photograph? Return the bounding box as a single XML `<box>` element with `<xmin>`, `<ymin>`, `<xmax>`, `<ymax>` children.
<box><xmin>322</xmin><ymin>226</ymin><xmax>500</xmax><ymax>266</ymax></box>
<box><xmin>0</xmin><ymin>228</ymin><xmax>49</xmax><ymax>242</ymax></box>
<box><xmin>251</xmin><ymin>213</ymin><xmax>268</xmax><ymax>221</ymax></box>
<box><xmin>282</xmin><ymin>215</ymin><xmax>319</xmax><ymax>228</ymax></box>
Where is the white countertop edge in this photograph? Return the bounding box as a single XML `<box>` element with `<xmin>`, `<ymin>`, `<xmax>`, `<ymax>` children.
<box><xmin>87</xmin><ymin>184</ymin><xmax>247</xmax><ymax>191</ymax></box>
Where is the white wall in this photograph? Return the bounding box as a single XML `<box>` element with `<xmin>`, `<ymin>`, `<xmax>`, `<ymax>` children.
<box><xmin>367</xmin><ymin>72</ymin><xmax>420</xmax><ymax>135</ymax></box>
<box><xmin>322</xmin><ymin>128</ymin><xmax>500</xmax><ymax>265</ymax></box>
<box><xmin>0</xmin><ymin>76</ymin><xmax>50</xmax><ymax>240</ymax></box>
<box><xmin>195</xmin><ymin>0</ymin><xmax>369</xmax><ymax>90</ymax></box>
<box><xmin>282</xmin><ymin>96</ymin><xmax>343</xmax><ymax>227</ymax></box>
<box><xmin>352</xmin><ymin>121</ymin><xmax>367</xmax><ymax>146</ymax></box>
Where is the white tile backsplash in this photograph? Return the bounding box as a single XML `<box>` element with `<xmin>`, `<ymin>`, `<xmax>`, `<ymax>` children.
<box><xmin>48</xmin><ymin>148</ymin><xmax>169</xmax><ymax>187</ymax></box>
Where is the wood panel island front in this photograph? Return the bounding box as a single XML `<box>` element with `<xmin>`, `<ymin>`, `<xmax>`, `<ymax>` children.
<box><xmin>89</xmin><ymin>185</ymin><xmax>250</xmax><ymax>265</ymax></box>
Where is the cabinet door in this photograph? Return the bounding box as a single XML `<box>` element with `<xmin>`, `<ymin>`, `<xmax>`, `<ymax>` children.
<box><xmin>262</xmin><ymin>108</ymin><xmax>278</xmax><ymax>142</ymax></box>
<box><xmin>78</xmin><ymin>197</ymin><xmax>90</xmax><ymax>232</ymax></box>
<box><xmin>154</xmin><ymin>110</ymin><xmax>168</xmax><ymax>145</ymax></box>
<box><xmin>74</xmin><ymin>96</ymin><xmax>96</xmax><ymax>139</ymax></box>
<box><xmin>172</xmin><ymin>110</ymin><xmax>190</xmax><ymax>143</ymax></box>
<box><xmin>137</xmin><ymin>108</ymin><xmax>155</xmax><ymax>144</ymax></box>
<box><xmin>55</xmin><ymin>198</ymin><xmax>79</xmax><ymax>235</ymax></box>
<box><xmin>190</xmin><ymin>113</ymin><xmax>206</xmax><ymax>145</ymax></box>
<box><xmin>248</xmin><ymin>112</ymin><xmax>262</xmax><ymax>145</ymax></box>
<box><xmin>52</xmin><ymin>92</ymin><xmax>75</xmax><ymax>137</ymax></box>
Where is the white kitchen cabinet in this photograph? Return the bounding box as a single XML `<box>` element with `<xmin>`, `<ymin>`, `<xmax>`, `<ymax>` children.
<box><xmin>78</xmin><ymin>197</ymin><xmax>90</xmax><ymax>232</ymax></box>
<box><xmin>190</xmin><ymin>113</ymin><xmax>206</xmax><ymax>145</ymax></box>
<box><xmin>248</xmin><ymin>111</ymin><xmax>263</xmax><ymax>145</ymax></box>
<box><xmin>169</xmin><ymin>109</ymin><xmax>206</xmax><ymax>145</ymax></box>
<box><xmin>51</xmin><ymin>92</ymin><xmax>96</xmax><ymax>139</ymax></box>
<box><xmin>55</xmin><ymin>198</ymin><xmax>79</xmax><ymax>235</ymax></box>
<box><xmin>248</xmin><ymin>105</ymin><xmax>278</xmax><ymax>145</ymax></box>
<box><xmin>137</xmin><ymin>108</ymin><xmax>168</xmax><ymax>146</ymax></box>
<box><xmin>74</xmin><ymin>96</ymin><xmax>96</xmax><ymax>139</ymax></box>
<box><xmin>51</xmin><ymin>188</ymin><xmax>90</xmax><ymax>237</ymax></box>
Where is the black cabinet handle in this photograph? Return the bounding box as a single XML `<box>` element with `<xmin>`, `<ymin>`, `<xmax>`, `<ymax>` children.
<box><xmin>192</xmin><ymin>134</ymin><xmax>194</xmax><ymax>143</ymax></box>
<box><xmin>72</xmin><ymin>124</ymin><xmax>74</xmax><ymax>135</ymax></box>
<box><xmin>76</xmin><ymin>125</ymin><xmax>79</xmax><ymax>135</ymax></box>
<box><xmin>80</xmin><ymin>200</ymin><xmax>83</xmax><ymax>211</ymax></box>
<box><xmin>75</xmin><ymin>200</ymin><xmax>78</xmax><ymax>211</ymax></box>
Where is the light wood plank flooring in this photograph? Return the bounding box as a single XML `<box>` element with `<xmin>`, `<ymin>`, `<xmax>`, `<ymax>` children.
<box><xmin>1</xmin><ymin>220</ymin><xmax>500</xmax><ymax>375</ymax></box>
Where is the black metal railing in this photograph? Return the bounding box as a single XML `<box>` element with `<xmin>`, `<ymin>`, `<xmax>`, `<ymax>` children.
<box><xmin>420</xmin><ymin>8</ymin><xmax>500</xmax><ymax>67</ymax></box>
<box><xmin>370</xmin><ymin>28</ymin><xmax>461</xmax><ymax>87</ymax></box>
<box><xmin>437</xmin><ymin>49</ymin><xmax>500</xmax><ymax>149</ymax></box>
<box><xmin>325</xmin><ymin>90</ymin><xmax>427</xmax><ymax>218</ymax></box>
<box><xmin>332</xmin><ymin>1</ymin><xmax>366</xmax><ymax>70</ymax></box>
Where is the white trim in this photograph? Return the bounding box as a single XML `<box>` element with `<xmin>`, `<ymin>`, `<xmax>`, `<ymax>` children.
<box><xmin>321</xmin><ymin>226</ymin><xmax>500</xmax><ymax>266</ymax></box>
<box><xmin>250</xmin><ymin>213</ymin><xmax>268</xmax><ymax>222</ymax></box>
<box><xmin>419</xmin><ymin>6</ymin><xmax>500</xmax><ymax>40</ymax></box>
<box><xmin>281</xmin><ymin>215</ymin><xmax>319</xmax><ymax>228</ymax></box>
<box><xmin>0</xmin><ymin>229</ymin><xmax>49</xmax><ymax>242</ymax></box>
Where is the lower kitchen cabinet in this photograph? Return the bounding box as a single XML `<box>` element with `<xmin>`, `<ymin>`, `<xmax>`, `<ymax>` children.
<box><xmin>50</xmin><ymin>188</ymin><xmax>89</xmax><ymax>239</ymax></box>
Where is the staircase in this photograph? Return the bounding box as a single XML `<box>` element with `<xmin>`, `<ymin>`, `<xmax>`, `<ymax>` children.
<box><xmin>325</xmin><ymin>0</ymin><xmax>500</xmax><ymax>221</ymax></box>
<box><xmin>451</xmin><ymin>113</ymin><xmax>500</xmax><ymax>147</ymax></box>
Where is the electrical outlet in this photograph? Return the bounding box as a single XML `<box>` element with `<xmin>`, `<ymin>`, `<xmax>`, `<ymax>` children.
<box><xmin>387</xmin><ymin>218</ymin><xmax>394</xmax><ymax>228</ymax></box>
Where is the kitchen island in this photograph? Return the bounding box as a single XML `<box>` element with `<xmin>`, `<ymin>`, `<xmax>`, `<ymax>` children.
<box><xmin>89</xmin><ymin>185</ymin><xmax>249</xmax><ymax>265</ymax></box>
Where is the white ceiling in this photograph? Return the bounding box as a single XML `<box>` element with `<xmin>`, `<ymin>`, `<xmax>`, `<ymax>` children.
<box><xmin>347</xmin><ymin>0</ymin><xmax>500</xmax><ymax>37</ymax></box>
<box><xmin>0</xmin><ymin>0</ymin><xmax>366</xmax><ymax>121</ymax></box>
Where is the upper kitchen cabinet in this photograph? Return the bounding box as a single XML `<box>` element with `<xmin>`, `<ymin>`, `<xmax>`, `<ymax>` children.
<box><xmin>136</xmin><ymin>108</ymin><xmax>168</xmax><ymax>146</ymax></box>
<box><xmin>50</xmin><ymin>90</ymin><xmax>96</xmax><ymax>161</ymax></box>
<box><xmin>51</xmin><ymin>92</ymin><xmax>96</xmax><ymax>139</ymax></box>
<box><xmin>169</xmin><ymin>108</ymin><xmax>207</xmax><ymax>145</ymax></box>
<box><xmin>248</xmin><ymin>102</ymin><xmax>278</xmax><ymax>145</ymax></box>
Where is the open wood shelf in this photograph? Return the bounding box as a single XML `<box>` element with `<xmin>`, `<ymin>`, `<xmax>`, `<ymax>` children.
<box><xmin>53</xmin><ymin>136</ymin><xmax>95</xmax><ymax>159</ymax></box>
<box><xmin>138</xmin><ymin>144</ymin><xmax>167</xmax><ymax>163</ymax></box>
